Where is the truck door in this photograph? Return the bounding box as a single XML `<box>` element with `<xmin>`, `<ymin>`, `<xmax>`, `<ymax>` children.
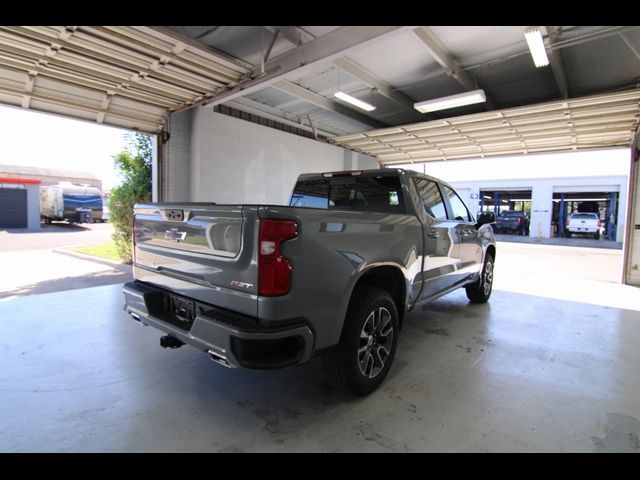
<box><xmin>442</xmin><ymin>185</ymin><xmax>483</xmax><ymax>282</ymax></box>
<box><xmin>412</xmin><ymin>177</ymin><xmax>459</xmax><ymax>301</ymax></box>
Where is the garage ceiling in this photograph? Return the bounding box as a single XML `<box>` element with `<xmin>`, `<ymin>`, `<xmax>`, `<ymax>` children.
<box><xmin>0</xmin><ymin>25</ymin><xmax>638</xmax><ymax>160</ymax></box>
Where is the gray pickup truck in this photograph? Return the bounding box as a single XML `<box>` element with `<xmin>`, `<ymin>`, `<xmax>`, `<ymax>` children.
<box><xmin>123</xmin><ymin>169</ymin><xmax>496</xmax><ymax>394</ymax></box>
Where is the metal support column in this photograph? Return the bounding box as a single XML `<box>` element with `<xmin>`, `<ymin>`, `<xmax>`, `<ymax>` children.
<box><xmin>494</xmin><ymin>192</ymin><xmax>500</xmax><ymax>215</ymax></box>
<box><xmin>480</xmin><ymin>192</ymin><xmax>485</xmax><ymax>212</ymax></box>
<box><xmin>607</xmin><ymin>192</ymin><xmax>617</xmax><ymax>240</ymax></box>
<box><xmin>558</xmin><ymin>194</ymin><xmax>566</xmax><ymax>237</ymax></box>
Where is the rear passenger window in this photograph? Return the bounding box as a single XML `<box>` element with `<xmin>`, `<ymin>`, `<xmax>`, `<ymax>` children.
<box><xmin>443</xmin><ymin>186</ymin><xmax>472</xmax><ymax>222</ymax></box>
<box><xmin>290</xmin><ymin>179</ymin><xmax>329</xmax><ymax>208</ymax></box>
<box><xmin>413</xmin><ymin>178</ymin><xmax>447</xmax><ymax>220</ymax></box>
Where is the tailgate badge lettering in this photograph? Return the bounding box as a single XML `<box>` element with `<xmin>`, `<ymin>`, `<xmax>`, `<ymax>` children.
<box><xmin>231</xmin><ymin>280</ymin><xmax>253</xmax><ymax>289</ymax></box>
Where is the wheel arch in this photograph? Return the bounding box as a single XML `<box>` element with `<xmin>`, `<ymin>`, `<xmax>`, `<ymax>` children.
<box><xmin>348</xmin><ymin>265</ymin><xmax>408</xmax><ymax>329</ymax></box>
<box><xmin>486</xmin><ymin>243</ymin><xmax>496</xmax><ymax>262</ymax></box>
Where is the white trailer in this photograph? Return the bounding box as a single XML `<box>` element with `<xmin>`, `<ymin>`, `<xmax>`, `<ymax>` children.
<box><xmin>40</xmin><ymin>182</ymin><xmax>103</xmax><ymax>224</ymax></box>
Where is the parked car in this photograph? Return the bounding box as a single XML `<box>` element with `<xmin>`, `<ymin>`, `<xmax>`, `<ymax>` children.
<box><xmin>566</xmin><ymin>212</ymin><xmax>601</xmax><ymax>239</ymax></box>
<box><xmin>122</xmin><ymin>169</ymin><xmax>496</xmax><ymax>395</ymax></box>
<box><xmin>493</xmin><ymin>211</ymin><xmax>530</xmax><ymax>235</ymax></box>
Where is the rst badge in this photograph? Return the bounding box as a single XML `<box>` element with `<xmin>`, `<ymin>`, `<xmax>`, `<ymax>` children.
<box><xmin>230</xmin><ymin>280</ymin><xmax>253</xmax><ymax>289</ymax></box>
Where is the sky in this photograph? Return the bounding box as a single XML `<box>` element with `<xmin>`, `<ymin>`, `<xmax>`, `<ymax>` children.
<box><xmin>0</xmin><ymin>104</ymin><xmax>132</xmax><ymax>190</ymax></box>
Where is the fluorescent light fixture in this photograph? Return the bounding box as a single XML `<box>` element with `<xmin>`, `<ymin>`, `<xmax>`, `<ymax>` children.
<box><xmin>333</xmin><ymin>91</ymin><xmax>376</xmax><ymax>111</ymax></box>
<box><xmin>524</xmin><ymin>27</ymin><xmax>549</xmax><ymax>67</ymax></box>
<box><xmin>413</xmin><ymin>89</ymin><xmax>486</xmax><ymax>113</ymax></box>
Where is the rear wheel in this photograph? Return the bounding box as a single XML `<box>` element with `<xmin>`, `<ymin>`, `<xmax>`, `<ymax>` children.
<box><xmin>322</xmin><ymin>286</ymin><xmax>399</xmax><ymax>396</ymax></box>
<box><xmin>593</xmin><ymin>232</ymin><xmax>600</xmax><ymax>240</ymax></box>
<box><xmin>465</xmin><ymin>253</ymin><xmax>494</xmax><ymax>304</ymax></box>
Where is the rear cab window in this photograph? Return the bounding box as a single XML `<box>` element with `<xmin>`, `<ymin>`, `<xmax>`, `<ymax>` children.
<box><xmin>290</xmin><ymin>174</ymin><xmax>406</xmax><ymax>214</ymax></box>
<box><xmin>571</xmin><ymin>213</ymin><xmax>599</xmax><ymax>219</ymax></box>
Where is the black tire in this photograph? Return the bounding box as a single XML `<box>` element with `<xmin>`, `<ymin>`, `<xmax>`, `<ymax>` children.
<box><xmin>465</xmin><ymin>252</ymin><xmax>494</xmax><ymax>304</ymax></box>
<box><xmin>322</xmin><ymin>286</ymin><xmax>399</xmax><ymax>396</ymax></box>
<box><xmin>593</xmin><ymin>232</ymin><xmax>600</xmax><ymax>240</ymax></box>
<box><xmin>565</xmin><ymin>231</ymin><xmax>572</xmax><ymax>238</ymax></box>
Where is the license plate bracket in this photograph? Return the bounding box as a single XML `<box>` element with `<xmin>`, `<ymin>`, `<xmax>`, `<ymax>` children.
<box><xmin>170</xmin><ymin>295</ymin><xmax>195</xmax><ymax>324</ymax></box>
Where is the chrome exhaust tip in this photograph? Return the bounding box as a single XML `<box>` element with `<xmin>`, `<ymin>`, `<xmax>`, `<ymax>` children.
<box><xmin>128</xmin><ymin>311</ymin><xmax>147</xmax><ymax>326</ymax></box>
<box><xmin>207</xmin><ymin>349</ymin><xmax>232</xmax><ymax>368</ymax></box>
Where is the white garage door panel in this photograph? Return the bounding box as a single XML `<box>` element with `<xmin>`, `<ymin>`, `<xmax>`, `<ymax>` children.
<box><xmin>0</xmin><ymin>26</ymin><xmax>253</xmax><ymax>133</ymax></box>
<box><xmin>333</xmin><ymin>90</ymin><xmax>640</xmax><ymax>164</ymax></box>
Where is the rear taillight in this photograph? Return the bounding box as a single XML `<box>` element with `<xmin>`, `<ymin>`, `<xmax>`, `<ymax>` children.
<box><xmin>517</xmin><ymin>217</ymin><xmax>522</xmax><ymax>224</ymax></box>
<box><xmin>258</xmin><ymin>219</ymin><xmax>298</xmax><ymax>296</ymax></box>
<box><xmin>565</xmin><ymin>219</ymin><xmax>570</xmax><ymax>226</ymax></box>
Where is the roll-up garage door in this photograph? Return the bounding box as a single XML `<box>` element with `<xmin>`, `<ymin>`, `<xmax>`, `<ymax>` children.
<box><xmin>0</xmin><ymin>188</ymin><xmax>27</xmax><ymax>228</ymax></box>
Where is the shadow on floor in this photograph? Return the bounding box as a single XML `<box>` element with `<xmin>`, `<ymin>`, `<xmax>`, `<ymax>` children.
<box><xmin>1</xmin><ymin>223</ymin><xmax>92</xmax><ymax>234</ymax></box>
<box><xmin>0</xmin><ymin>268</ymin><xmax>133</xmax><ymax>299</ymax></box>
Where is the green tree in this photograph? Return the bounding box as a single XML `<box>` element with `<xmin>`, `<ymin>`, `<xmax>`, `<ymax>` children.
<box><xmin>109</xmin><ymin>132</ymin><xmax>152</xmax><ymax>262</ymax></box>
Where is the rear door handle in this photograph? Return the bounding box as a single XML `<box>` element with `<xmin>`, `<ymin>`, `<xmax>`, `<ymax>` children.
<box><xmin>428</xmin><ymin>231</ymin><xmax>441</xmax><ymax>239</ymax></box>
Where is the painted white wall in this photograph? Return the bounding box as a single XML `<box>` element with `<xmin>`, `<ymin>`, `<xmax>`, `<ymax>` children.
<box><xmin>151</xmin><ymin>134</ymin><xmax>158</xmax><ymax>202</ymax></box>
<box><xmin>627</xmin><ymin>159</ymin><xmax>640</xmax><ymax>286</ymax></box>
<box><xmin>163</xmin><ymin>110</ymin><xmax>192</xmax><ymax>202</ymax></box>
<box><xmin>398</xmin><ymin>149</ymin><xmax>631</xmax><ymax>240</ymax></box>
<box><xmin>163</xmin><ymin>108</ymin><xmax>378</xmax><ymax>204</ymax></box>
<box><xmin>449</xmin><ymin>176</ymin><xmax>628</xmax><ymax>240</ymax></box>
<box><xmin>26</xmin><ymin>184</ymin><xmax>40</xmax><ymax>228</ymax></box>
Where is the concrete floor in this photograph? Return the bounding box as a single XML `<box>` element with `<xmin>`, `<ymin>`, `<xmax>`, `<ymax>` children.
<box><xmin>493</xmin><ymin>233</ymin><xmax>622</xmax><ymax>250</ymax></box>
<box><xmin>1</xmin><ymin>281</ymin><xmax>639</xmax><ymax>452</ymax></box>
<box><xmin>0</xmin><ymin>222</ymin><xmax>131</xmax><ymax>299</ymax></box>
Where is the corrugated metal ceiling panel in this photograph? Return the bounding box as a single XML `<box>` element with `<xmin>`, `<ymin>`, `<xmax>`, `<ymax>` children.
<box><xmin>346</xmin><ymin>30</ymin><xmax>440</xmax><ymax>87</ymax></box>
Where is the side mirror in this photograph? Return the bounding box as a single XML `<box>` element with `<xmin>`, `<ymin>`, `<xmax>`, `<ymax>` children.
<box><xmin>477</xmin><ymin>212</ymin><xmax>496</xmax><ymax>227</ymax></box>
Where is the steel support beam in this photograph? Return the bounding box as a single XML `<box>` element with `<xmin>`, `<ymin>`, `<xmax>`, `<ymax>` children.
<box><xmin>272</xmin><ymin>80</ymin><xmax>387</xmax><ymax>128</ymax></box>
<box><xmin>272</xmin><ymin>27</ymin><xmax>421</xmax><ymax>118</ymax></box>
<box><xmin>271</xmin><ymin>26</ymin><xmax>315</xmax><ymax>46</ymax></box>
<box><xmin>186</xmin><ymin>26</ymin><xmax>414</xmax><ymax>111</ymax></box>
<box><xmin>558</xmin><ymin>194</ymin><xmax>566</xmax><ymax>237</ymax></box>
<box><xmin>412</xmin><ymin>27</ymin><xmax>497</xmax><ymax>110</ymax></box>
<box><xmin>607</xmin><ymin>191</ymin><xmax>617</xmax><ymax>240</ymax></box>
<box><xmin>544</xmin><ymin>26</ymin><xmax>570</xmax><ymax>99</ymax></box>
<box><xmin>332</xmin><ymin>57</ymin><xmax>424</xmax><ymax>119</ymax></box>
<box><xmin>619</xmin><ymin>32</ymin><xmax>640</xmax><ymax>62</ymax></box>
<box><xmin>148</xmin><ymin>26</ymin><xmax>255</xmax><ymax>71</ymax></box>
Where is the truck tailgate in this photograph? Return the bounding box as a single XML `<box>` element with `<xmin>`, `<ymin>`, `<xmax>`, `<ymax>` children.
<box><xmin>132</xmin><ymin>203</ymin><xmax>259</xmax><ymax>317</ymax></box>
